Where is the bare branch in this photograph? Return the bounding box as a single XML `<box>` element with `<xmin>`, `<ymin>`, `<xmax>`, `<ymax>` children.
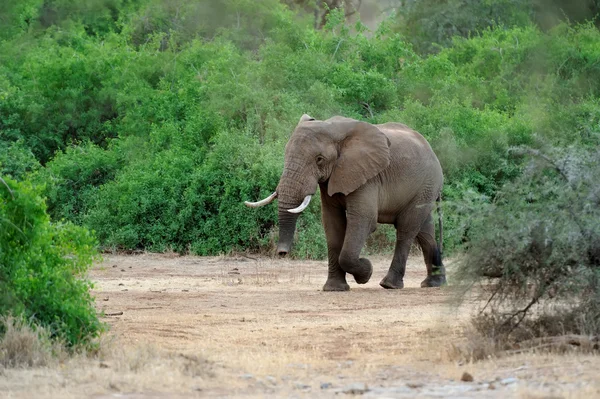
<box><xmin>0</xmin><ymin>177</ymin><xmax>14</xmax><ymax>199</ymax></box>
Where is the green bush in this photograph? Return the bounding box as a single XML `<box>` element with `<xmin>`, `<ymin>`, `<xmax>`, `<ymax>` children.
<box><xmin>0</xmin><ymin>140</ymin><xmax>40</xmax><ymax>180</ymax></box>
<box><xmin>36</xmin><ymin>142</ymin><xmax>122</xmax><ymax>225</ymax></box>
<box><xmin>0</xmin><ymin>177</ymin><xmax>102</xmax><ymax>347</ymax></box>
<box><xmin>85</xmin><ymin>131</ymin><xmax>284</xmax><ymax>254</ymax></box>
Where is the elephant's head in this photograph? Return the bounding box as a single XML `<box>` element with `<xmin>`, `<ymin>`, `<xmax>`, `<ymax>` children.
<box><xmin>245</xmin><ymin>114</ymin><xmax>391</xmax><ymax>256</ymax></box>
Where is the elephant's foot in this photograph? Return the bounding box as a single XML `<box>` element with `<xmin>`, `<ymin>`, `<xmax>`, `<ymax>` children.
<box><xmin>351</xmin><ymin>258</ymin><xmax>373</xmax><ymax>284</ymax></box>
<box><xmin>323</xmin><ymin>279</ymin><xmax>350</xmax><ymax>291</ymax></box>
<box><xmin>379</xmin><ymin>272</ymin><xmax>404</xmax><ymax>289</ymax></box>
<box><xmin>323</xmin><ymin>268</ymin><xmax>350</xmax><ymax>291</ymax></box>
<box><xmin>420</xmin><ymin>274</ymin><xmax>447</xmax><ymax>287</ymax></box>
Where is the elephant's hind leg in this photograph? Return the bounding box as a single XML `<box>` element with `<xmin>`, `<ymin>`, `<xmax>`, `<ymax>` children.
<box><xmin>379</xmin><ymin>229</ymin><xmax>415</xmax><ymax>289</ymax></box>
<box><xmin>417</xmin><ymin>214</ymin><xmax>446</xmax><ymax>288</ymax></box>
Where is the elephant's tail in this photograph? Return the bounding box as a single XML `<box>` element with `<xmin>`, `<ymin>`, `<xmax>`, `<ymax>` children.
<box><xmin>435</xmin><ymin>194</ymin><xmax>443</xmax><ymax>263</ymax></box>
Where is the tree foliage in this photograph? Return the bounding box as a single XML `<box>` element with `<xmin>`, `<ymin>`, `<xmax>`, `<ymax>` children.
<box><xmin>396</xmin><ymin>0</ymin><xmax>600</xmax><ymax>54</ymax></box>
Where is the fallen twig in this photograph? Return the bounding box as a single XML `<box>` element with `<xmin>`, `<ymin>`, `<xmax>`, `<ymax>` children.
<box><xmin>104</xmin><ymin>311</ymin><xmax>124</xmax><ymax>317</ymax></box>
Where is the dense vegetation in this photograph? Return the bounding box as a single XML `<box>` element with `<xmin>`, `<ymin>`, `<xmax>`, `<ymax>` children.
<box><xmin>396</xmin><ymin>0</ymin><xmax>600</xmax><ymax>53</ymax></box>
<box><xmin>2</xmin><ymin>0</ymin><xmax>599</xmax><ymax>257</ymax></box>
<box><xmin>1</xmin><ymin>0</ymin><xmax>599</xmax><ymax>345</ymax></box>
<box><xmin>0</xmin><ymin>177</ymin><xmax>102</xmax><ymax>347</ymax></box>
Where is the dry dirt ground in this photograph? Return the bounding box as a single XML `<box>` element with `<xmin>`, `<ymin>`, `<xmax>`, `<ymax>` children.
<box><xmin>1</xmin><ymin>254</ymin><xmax>599</xmax><ymax>398</ymax></box>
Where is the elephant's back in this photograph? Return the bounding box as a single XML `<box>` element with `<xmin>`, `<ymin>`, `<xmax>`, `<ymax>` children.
<box><xmin>376</xmin><ymin>123</ymin><xmax>435</xmax><ymax>155</ymax></box>
<box><xmin>373</xmin><ymin>123</ymin><xmax>443</xmax><ymax>214</ymax></box>
<box><xmin>376</xmin><ymin>123</ymin><xmax>440</xmax><ymax>169</ymax></box>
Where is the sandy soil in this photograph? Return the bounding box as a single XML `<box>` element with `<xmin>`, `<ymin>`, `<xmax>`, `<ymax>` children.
<box><xmin>1</xmin><ymin>254</ymin><xmax>598</xmax><ymax>398</ymax></box>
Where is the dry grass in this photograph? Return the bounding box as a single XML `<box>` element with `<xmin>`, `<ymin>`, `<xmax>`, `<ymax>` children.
<box><xmin>0</xmin><ymin>316</ymin><xmax>60</xmax><ymax>369</ymax></box>
<box><xmin>0</xmin><ymin>335</ymin><xmax>218</xmax><ymax>399</ymax></box>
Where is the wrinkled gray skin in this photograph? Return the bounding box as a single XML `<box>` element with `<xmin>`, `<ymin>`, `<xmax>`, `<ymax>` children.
<box><xmin>250</xmin><ymin>115</ymin><xmax>445</xmax><ymax>291</ymax></box>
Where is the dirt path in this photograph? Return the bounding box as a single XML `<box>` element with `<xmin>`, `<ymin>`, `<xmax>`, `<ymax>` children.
<box><xmin>1</xmin><ymin>254</ymin><xmax>598</xmax><ymax>398</ymax></box>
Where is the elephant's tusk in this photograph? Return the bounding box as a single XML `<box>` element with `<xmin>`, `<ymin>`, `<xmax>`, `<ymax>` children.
<box><xmin>244</xmin><ymin>192</ymin><xmax>278</xmax><ymax>208</ymax></box>
<box><xmin>287</xmin><ymin>195</ymin><xmax>312</xmax><ymax>213</ymax></box>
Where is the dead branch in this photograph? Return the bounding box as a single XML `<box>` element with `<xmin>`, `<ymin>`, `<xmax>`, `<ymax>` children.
<box><xmin>505</xmin><ymin>334</ymin><xmax>599</xmax><ymax>355</ymax></box>
<box><xmin>361</xmin><ymin>102</ymin><xmax>374</xmax><ymax>118</ymax></box>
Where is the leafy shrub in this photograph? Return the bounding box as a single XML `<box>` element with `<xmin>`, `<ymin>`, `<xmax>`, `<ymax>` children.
<box><xmin>86</xmin><ymin>131</ymin><xmax>284</xmax><ymax>255</ymax></box>
<box><xmin>0</xmin><ymin>177</ymin><xmax>102</xmax><ymax>348</ymax></box>
<box><xmin>290</xmin><ymin>194</ymin><xmax>327</xmax><ymax>259</ymax></box>
<box><xmin>36</xmin><ymin>142</ymin><xmax>122</xmax><ymax>225</ymax></box>
<box><xmin>0</xmin><ymin>140</ymin><xmax>40</xmax><ymax>180</ymax></box>
<box><xmin>85</xmin><ymin>147</ymin><xmax>198</xmax><ymax>252</ymax></box>
<box><xmin>456</xmin><ymin>144</ymin><xmax>600</xmax><ymax>344</ymax></box>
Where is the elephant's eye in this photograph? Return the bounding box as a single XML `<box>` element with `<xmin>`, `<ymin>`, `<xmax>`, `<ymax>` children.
<box><xmin>316</xmin><ymin>155</ymin><xmax>325</xmax><ymax>166</ymax></box>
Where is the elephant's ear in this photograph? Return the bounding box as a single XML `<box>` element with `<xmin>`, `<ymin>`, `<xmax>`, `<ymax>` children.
<box><xmin>327</xmin><ymin>121</ymin><xmax>391</xmax><ymax>196</ymax></box>
<box><xmin>299</xmin><ymin>114</ymin><xmax>315</xmax><ymax>123</ymax></box>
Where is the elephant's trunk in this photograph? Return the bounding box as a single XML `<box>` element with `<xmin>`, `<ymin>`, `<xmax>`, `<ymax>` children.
<box><xmin>275</xmin><ymin>154</ymin><xmax>317</xmax><ymax>256</ymax></box>
<box><xmin>276</xmin><ymin>207</ymin><xmax>300</xmax><ymax>256</ymax></box>
<box><xmin>277</xmin><ymin>164</ymin><xmax>312</xmax><ymax>256</ymax></box>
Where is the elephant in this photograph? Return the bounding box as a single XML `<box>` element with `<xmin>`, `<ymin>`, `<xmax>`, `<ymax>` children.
<box><xmin>244</xmin><ymin>114</ymin><xmax>446</xmax><ymax>291</ymax></box>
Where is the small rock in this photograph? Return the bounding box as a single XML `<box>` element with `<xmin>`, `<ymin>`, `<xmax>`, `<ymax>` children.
<box><xmin>99</xmin><ymin>362</ymin><xmax>110</xmax><ymax>368</ymax></box>
<box><xmin>340</xmin><ymin>360</ymin><xmax>354</xmax><ymax>368</ymax></box>
<box><xmin>488</xmin><ymin>383</ymin><xmax>496</xmax><ymax>390</ymax></box>
<box><xmin>182</xmin><ymin>289</ymin><xmax>189</xmax><ymax>292</ymax></box>
<box><xmin>287</xmin><ymin>363</ymin><xmax>308</xmax><ymax>369</ymax></box>
<box><xmin>112</xmin><ymin>265</ymin><xmax>117</xmax><ymax>268</ymax></box>
<box><xmin>461</xmin><ymin>372</ymin><xmax>474</xmax><ymax>382</ymax></box>
<box><xmin>320</xmin><ymin>382</ymin><xmax>333</xmax><ymax>389</ymax></box>
<box><xmin>121</xmin><ymin>289</ymin><xmax>128</xmax><ymax>291</ymax></box>
<box><xmin>118</xmin><ymin>283</ymin><xmax>124</xmax><ymax>286</ymax></box>
<box><xmin>294</xmin><ymin>382</ymin><xmax>311</xmax><ymax>391</ymax></box>
<box><xmin>121</xmin><ymin>269</ymin><xmax>125</xmax><ymax>272</ymax></box>
<box><xmin>500</xmin><ymin>377</ymin><xmax>518</xmax><ymax>385</ymax></box>
<box><xmin>265</xmin><ymin>376</ymin><xmax>277</xmax><ymax>385</ymax></box>
<box><xmin>407</xmin><ymin>382</ymin><xmax>424</xmax><ymax>389</ymax></box>
<box><xmin>102</xmin><ymin>297</ymin><xmax>109</xmax><ymax>301</ymax></box>
<box><xmin>240</xmin><ymin>373</ymin><xmax>254</xmax><ymax>380</ymax></box>
<box><xmin>342</xmin><ymin>382</ymin><xmax>369</xmax><ymax>395</ymax></box>
<box><xmin>128</xmin><ymin>266</ymin><xmax>132</xmax><ymax>269</ymax></box>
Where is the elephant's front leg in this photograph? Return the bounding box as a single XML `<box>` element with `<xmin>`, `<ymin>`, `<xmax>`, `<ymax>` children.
<box><xmin>321</xmin><ymin>201</ymin><xmax>350</xmax><ymax>292</ymax></box>
<box><xmin>338</xmin><ymin>209</ymin><xmax>377</xmax><ymax>285</ymax></box>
